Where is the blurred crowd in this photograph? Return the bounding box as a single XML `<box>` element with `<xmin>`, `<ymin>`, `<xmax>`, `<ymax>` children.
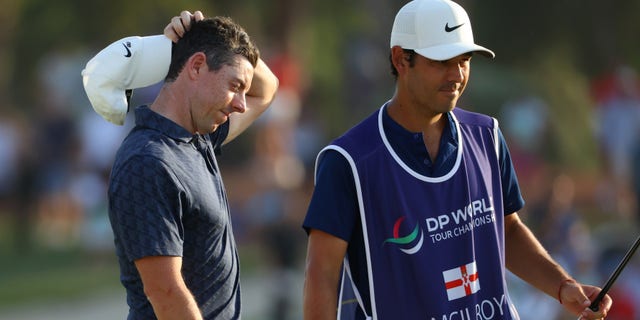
<box><xmin>500</xmin><ymin>64</ymin><xmax>640</xmax><ymax>319</ymax></box>
<box><xmin>0</xmin><ymin>42</ymin><xmax>640</xmax><ymax>320</ymax></box>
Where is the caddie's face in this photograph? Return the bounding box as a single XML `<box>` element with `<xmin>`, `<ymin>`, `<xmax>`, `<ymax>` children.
<box><xmin>405</xmin><ymin>53</ymin><xmax>471</xmax><ymax>115</ymax></box>
<box><xmin>193</xmin><ymin>55</ymin><xmax>254</xmax><ymax>133</ymax></box>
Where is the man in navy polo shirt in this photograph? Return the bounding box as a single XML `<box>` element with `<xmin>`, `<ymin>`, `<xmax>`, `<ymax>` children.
<box><xmin>302</xmin><ymin>0</ymin><xmax>612</xmax><ymax>319</ymax></box>
<box><xmin>84</xmin><ymin>13</ymin><xmax>279</xmax><ymax>319</ymax></box>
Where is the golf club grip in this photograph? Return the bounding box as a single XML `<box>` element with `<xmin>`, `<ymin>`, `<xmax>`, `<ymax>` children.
<box><xmin>588</xmin><ymin>290</ymin><xmax>606</xmax><ymax>311</ymax></box>
<box><xmin>589</xmin><ymin>235</ymin><xmax>640</xmax><ymax>311</ymax></box>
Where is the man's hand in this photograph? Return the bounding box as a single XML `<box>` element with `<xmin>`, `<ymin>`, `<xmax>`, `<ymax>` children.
<box><xmin>163</xmin><ymin>10</ymin><xmax>205</xmax><ymax>42</ymax></box>
<box><xmin>559</xmin><ymin>280</ymin><xmax>612</xmax><ymax>319</ymax></box>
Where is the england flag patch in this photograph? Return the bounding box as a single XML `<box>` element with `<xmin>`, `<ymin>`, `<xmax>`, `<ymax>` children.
<box><xmin>442</xmin><ymin>261</ymin><xmax>480</xmax><ymax>301</ymax></box>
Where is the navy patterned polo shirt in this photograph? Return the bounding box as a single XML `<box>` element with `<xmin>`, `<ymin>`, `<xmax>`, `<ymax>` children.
<box><xmin>108</xmin><ymin>105</ymin><xmax>240</xmax><ymax>319</ymax></box>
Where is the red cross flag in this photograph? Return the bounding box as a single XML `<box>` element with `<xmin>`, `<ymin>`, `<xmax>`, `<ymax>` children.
<box><xmin>442</xmin><ymin>261</ymin><xmax>480</xmax><ymax>301</ymax></box>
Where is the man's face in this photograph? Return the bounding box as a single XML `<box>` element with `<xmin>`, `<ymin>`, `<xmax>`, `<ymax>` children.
<box><xmin>192</xmin><ymin>55</ymin><xmax>254</xmax><ymax>133</ymax></box>
<box><xmin>404</xmin><ymin>52</ymin><xmax>472</xmax><ymax>116</ymax></box>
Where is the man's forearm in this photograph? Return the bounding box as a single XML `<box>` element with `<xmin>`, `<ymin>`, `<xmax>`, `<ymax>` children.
<box><xmin>304</xmin><ymin>230</ymin><xmax>348</xmax><ymax>320</ymax></box>
<box><xmin>224</xmin><ymin>58</ymin><xmax>279</xmax><ymax>144</ymax></box>
<box><xmin>303</xmin><ymin>275</ymin><xmax>339</xmax><ymax>320</ymax></box>
<box><xmin>247</xmin><ymin>58</ymin><xmax>279</xmax><ymax>102</ymax></box>
<box><xmin>504</xmin><ymin>213</ymin><xmax>571</xmax><ymax>297</ymax></box>
<box><xmin>146</xmin><ymin>283</ymin><xmax>203</xmax><ymax>320</ymax></box>
<box><xmin>136</xmin><ymin>256</ymin><xmax>203</xmax><ymax>320</ymax></box>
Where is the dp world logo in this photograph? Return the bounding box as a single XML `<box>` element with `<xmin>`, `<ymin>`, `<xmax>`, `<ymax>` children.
<box><xmin>383</xmin><ymin>216</ymin><xmax>424</xmax><ymax>255</ymax></box>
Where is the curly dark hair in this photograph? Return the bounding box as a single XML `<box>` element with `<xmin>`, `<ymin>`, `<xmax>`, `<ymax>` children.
<box><xmin>165</xmin><ymin>17</ymin><xmax>259</xmax><ymax>81</ymax></box>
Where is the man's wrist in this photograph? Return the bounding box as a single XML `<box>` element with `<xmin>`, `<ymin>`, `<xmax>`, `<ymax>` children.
<box><xmin>557</xmin><ymin>278</ymin><xmax>576</xmax><ymax>304</ymax></box>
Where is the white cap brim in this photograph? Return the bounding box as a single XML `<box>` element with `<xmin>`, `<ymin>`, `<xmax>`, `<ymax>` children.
<box><xmin>415</xmin><ymin>42</ymin><xmax>495</xmax><ymax>61</ymax></box>
<box><xmin>81</xmin><ymin>35</ymin><xmax>171</xmax><ymax>125</ymax></box>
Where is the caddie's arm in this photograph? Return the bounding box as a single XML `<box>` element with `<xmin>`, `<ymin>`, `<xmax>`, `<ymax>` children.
<box><xmin>164</xmin><ymin>10</ymin><xmax>279</xmax><ymax>144</ymax></box>
<box><xmin>504</xmin><ymin>213</ymin><xmax>612</xmax><ymax>319</ymax></box>
<box><xmin>304</xmin><ymin>229</ymin><xmax>347</xmax><ymax>320</ymax></box>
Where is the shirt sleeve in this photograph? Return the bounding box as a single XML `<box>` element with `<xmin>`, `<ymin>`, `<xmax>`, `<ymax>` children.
<box><xmin>302</xmin><ymin>149</ymin><xmax>359</xmax><ymax>242</ymax></box>
<box><xmin>497</xmin><ymin>128</ymin><xmax>525</xmax><ymax>215</ymax></box>
<box><xmin>109</xmin><ymin>154</ymin><xmax>185</xmax><ymax>261</ymax></box>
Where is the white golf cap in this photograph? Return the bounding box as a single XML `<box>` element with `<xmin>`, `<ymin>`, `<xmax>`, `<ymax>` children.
<box><xmin>390</xmin><ymin>0</ymin><xmax>495</xmax><ymax>61</ymax></box>
<box><xmin>81</xmin><ymin>35</ymin><xmax>171</xmax><ymax>125</ymax></box>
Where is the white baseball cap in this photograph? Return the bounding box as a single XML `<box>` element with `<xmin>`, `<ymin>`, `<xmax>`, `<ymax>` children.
<box><xmin>81</xmin><ymin>35</ymin><xmax>171</xmax><ymax>125</ymax></box>
<box><xmin>390</xmin><ymin>0</ymin><xmax>495</xmax><ymax>61</ymax></box>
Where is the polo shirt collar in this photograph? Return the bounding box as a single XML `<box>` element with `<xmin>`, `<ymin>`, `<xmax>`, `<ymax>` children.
<box><xmin>382</xmin><ymin>105</ymin><xmax>459</xmax><ymax>174</ymax></box>
<box><xmin>134</xmin><ymin>105</ymin><xmax>194</xmax><ymax>143</ymax></box>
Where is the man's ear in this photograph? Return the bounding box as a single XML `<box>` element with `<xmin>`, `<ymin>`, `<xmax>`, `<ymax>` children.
<box><xmin>391</xmin><ymin>46</ymin><xmax>409</xmax><ymax>75</ymax></box>
<box><xmin>186</xmin><ymin>52</ymin><xmax>207</xmax><ymax>79</ymax></box>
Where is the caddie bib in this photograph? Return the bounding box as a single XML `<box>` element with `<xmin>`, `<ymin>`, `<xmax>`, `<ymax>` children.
<box><xmin>323</xmin><ymin>105</ymin><xmax>520</xmax><ymax>320</ymax></box>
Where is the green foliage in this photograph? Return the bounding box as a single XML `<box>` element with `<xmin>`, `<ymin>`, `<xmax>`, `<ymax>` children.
<box><xmin>6</xmin><ymin>0</ymin><xmax>217</xmax><ymax>111</ymax></box>
<box><xmin>8</xmin><ymin>0</ymin><xmax>637</xmax><ymax>127</ymax></box>
<box><xmin>2</xmin><ymin>0</ymin><xmax>639</xmax><ymax>185</ymax></box>
<box><xmin>471</xmin><ymin>0</ymin><xmax>640</xmax><ymax>76</ymax></box>
<box><xmin>527</xmin><ymin>46</ymin><xmax>600</xmax><ymax>171</ymax></box>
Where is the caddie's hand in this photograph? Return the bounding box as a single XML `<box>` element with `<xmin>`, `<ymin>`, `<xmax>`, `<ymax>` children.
<box><xmin>559</xmin><ymin>281</ymin><xmax>612</xmax><ymax>319</ymax></box>
<box><xmin>163</xmin><ymin>10</ymin><xmax>205</xmax><ymax>42</ymax></box>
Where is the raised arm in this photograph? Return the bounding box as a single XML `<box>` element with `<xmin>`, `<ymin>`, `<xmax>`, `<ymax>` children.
<box><xmin>164</xmin><ymin>10</ymin><xmax>279</xmax><ymax>144</ymax></box>
<box><xmin>225</xmin><ymin>58</ymin><xmax>278</xmax><ymax>143</ymax></box>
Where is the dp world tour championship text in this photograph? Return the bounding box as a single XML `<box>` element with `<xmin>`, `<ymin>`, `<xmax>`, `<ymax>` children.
<box><xmin>426</xmin><ymin>197</ymin><xmax>496</xmax><ymax>244</ymax></box>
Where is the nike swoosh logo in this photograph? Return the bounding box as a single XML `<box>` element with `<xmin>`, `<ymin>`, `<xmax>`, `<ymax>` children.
<box><xmin>445</xmin><ymin>22</ymin><xmax>464</xmax><ymax>32</ymax></box>
<box><xmin>122</xmin><ymin>42</ymin><xmax>132</xmax><ymax>58</ymax></box>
